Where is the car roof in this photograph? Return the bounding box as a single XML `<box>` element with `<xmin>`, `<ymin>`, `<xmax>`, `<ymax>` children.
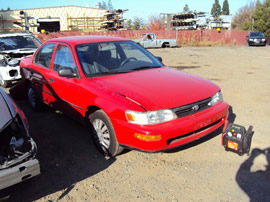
<box><xmin>0</xmin><ymin>32</ymin><xmax>33</xmax><ymax>37</ymax></box>
<box><xmin>45</xmin><ymin>35</ymin><xmax>130</xmax><ymax>45</ymax></box>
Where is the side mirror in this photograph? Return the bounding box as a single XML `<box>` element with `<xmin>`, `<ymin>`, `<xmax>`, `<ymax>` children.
<box><xmin>58</xmin><ymin>68</ymin><xmax>77</xmax><ymax>78</ymax></box>
<box><xmin>155</xmin><ymin>56</ymin><xmax>163</xmax><ymax>63</ymax></box>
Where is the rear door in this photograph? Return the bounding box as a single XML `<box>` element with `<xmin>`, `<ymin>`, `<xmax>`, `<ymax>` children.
<box><xmin>30</xmin><ymin>43</ymin><xmax>56</xmax><ymax>104</ymax></box>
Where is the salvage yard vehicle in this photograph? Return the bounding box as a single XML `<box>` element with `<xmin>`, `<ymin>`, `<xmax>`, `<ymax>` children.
<box><xmin>134</xmin><ymin>33</ymin><xmax>177</xmax><ymax>48</ymax></box>
<box><xmin>20</xmin><ymin>35</ymin><xmax>228</xmax><ymax>156</ymax></box>
<box><xmin>247</xmin><ymin>32</ymin><xmax>267</xmax><ymax>46</ymax></box>
<box><xmin>0</xmin><ymin>88</ymin><xmax>40</xmax><ymax>190</ymax></box>
<box><xmin>0</xmin><ymin>33</ymin><xmax>41</xmax><ymax>88</ymax></box>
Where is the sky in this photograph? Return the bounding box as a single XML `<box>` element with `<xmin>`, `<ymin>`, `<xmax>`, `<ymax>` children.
<box><xmin>1</xmin><ymin>0</ymin><xmax>256</xmax><ymax>22</ymax></box>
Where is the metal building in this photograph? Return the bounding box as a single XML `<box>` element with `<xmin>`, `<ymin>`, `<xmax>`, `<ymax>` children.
<box><xmin>0</xmin><ymin>5</ymin><xmax>108</xmax><ymax>33</ymax></box>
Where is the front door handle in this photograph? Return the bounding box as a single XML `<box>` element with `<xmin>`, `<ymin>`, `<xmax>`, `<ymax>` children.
<box><xmin>49</xmin><ymin>78</ymin><xmax>54</xmax><ymax>83</ymax></box>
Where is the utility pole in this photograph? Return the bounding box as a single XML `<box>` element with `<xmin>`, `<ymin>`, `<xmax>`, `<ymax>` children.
<box><xmin>20</xmin><ymin>11</ymin><xmax>29</xmax><ymax>33</ymax></box>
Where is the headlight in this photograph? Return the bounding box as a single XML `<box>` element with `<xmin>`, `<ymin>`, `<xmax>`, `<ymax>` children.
<box><xmin>208</xmin><ymin>92</ymin><xmax>223</xmax><ymax>106</ymax></box>
<box><xmin>262</xmin><ymin>39</ymin><xmax>266</xmax><ymax>41</ymax></box>
<box><xmin>249</xmin><ymin>39</ymin><xmax>254</xmax><ymax>41</ymax></box>
<box><xmin>0</xmin><ymin>55</ymin><xmax>7</xmax><ymax>66</ymax></box>
<box><xmin>7</xmin><ymin>59</ymin><xmax>20</xmax><ymax>67</ymax></box>
<box><xmin>126</xmin><ymin>109</ymin><xmax>177</xmax><ymax>125</ymax></box>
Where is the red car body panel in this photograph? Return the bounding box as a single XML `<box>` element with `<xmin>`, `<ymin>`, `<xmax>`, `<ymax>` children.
<box><xmin>20</xmin><ymin>36</ymin><xmax>229</xmax><ymax>152</ymax></box>
<box><xmin>92</xmin><ymin>67</ymin><xmax>219</xmax><ymax>110</ymax></box>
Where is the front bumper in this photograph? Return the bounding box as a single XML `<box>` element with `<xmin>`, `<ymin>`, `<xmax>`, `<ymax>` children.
<box><xmin>0</xmin><ymin>159</ymin><xmax>40</xmax><ymax>190</ymax></box>
<box><xmin>248</xmin><ymin>40</ymin><xmax>267</xmax><ymax>46</ymax></box>
<box><xmin>114</xmin><ymin>102</ymin><xmax>229</xmax><ymax>152</ymax></box>
<box><xmin>0</xmin><ymin>65</ymin><xmax>21</xmax><ymax>81</ymax></box>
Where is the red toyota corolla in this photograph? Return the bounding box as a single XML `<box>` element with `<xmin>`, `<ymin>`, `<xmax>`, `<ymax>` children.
<box><xmin>20</xmin><ymin>36</ymin><xmax>228</xmax><ymax>156</ymax></box>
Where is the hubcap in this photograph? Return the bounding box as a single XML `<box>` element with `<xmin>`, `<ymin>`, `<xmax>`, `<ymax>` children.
<box><xmin>28</xmin><ymin>88</ymin><xmax>36</xmax><ymax>108</ymax></box>
<box><xmin>92</xmin><ymin>119</ymin><xmax>110</xmax><ymax>149</ymax></box>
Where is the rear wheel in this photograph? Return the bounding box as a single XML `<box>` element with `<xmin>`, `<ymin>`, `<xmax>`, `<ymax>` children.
<box><xmin>162</xmin><ymin>43</ymin><xmax>170</xmax><ymax>48</ymax></box>
<box><xmin>0</xmin><ymin>75</ymin><xmax>11</xmax><ymax>88</ymax></box>
<box><xmin>28</xmin><ymin>86</ymin><xmax>41</xmax><ymax>111</ymax></box>
<box><xmin>89</xmin><ymin>110</ymin><xmax>123</xmax><ymax>156</ymax></box>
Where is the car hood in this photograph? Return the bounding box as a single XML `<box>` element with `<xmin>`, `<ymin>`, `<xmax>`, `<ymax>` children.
<box><xmin>92</xmin><ymin>67</ymin><xmax>220</xmax><ymax>111</ymax></box>
<box><xmin>0</xmin><ymin>93</ymin><xmax>13</xmax><ymax>130</ymax></box>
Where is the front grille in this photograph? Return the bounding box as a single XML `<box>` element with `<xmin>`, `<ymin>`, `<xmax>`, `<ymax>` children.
<box><xmin>172</xmin><ymin>97</ymin><xmax>212</xmax><ymax>118</ymax></box>
<box><xmin>9</xmin><ymin>70</ymin><xmax>18</xmax><ymax>77</ymax></box>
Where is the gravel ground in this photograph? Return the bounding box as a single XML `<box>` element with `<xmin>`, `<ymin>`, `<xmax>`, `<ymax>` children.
<box><xmin>2</xmin><ymin>45</ymin><xmax>270</xmax><ymax>202</ymax></box>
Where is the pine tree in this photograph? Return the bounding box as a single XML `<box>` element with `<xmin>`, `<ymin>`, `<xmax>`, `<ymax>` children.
<box><xmin>100</xmin><ymin>1</ymin><xmax>107</xmax><ymax>9</ymax></box>
<box><xmin>222</xmin><ymin>0</ymin><xmax>230</xmax><ymax>15</ymax></box>
<box><xmin>183</xmin><ymin>4</ymin><xmax>190</xmax><ymax>12</ymax></box>
<box><xmin>211</xmin><ymin>0</ymin><xmax>221</xmax><ymax>17</ymax></box>
<box><xmin>253</xmin><ymin>0</ymin><xmax>270</xmax><ymax>37</ymax></box>
<box><xmin>107</xmin><ymin>0</ymin><xmax>114</xmax><ymax>11</ymax></box>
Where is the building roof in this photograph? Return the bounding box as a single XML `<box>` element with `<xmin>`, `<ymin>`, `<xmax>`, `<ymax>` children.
<box><xmin>10</xmin><ymin>5</ymin><xmax>106</xmax><ymax>12</ymax></box>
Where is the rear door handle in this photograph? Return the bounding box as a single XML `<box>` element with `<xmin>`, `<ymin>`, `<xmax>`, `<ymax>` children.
<box><xmin>49</xmin><ymin>78</ymin><xmax>54</xmax><ymax>83</ymax></box>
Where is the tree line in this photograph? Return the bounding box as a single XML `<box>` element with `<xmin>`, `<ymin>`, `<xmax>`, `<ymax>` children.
<box><xmin>232</xmin><ymin>0</ymin><xmax>270</xmax><ymax>37</ymax></box>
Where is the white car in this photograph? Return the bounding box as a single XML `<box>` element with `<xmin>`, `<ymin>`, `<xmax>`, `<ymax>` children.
<box><xmin>0</xmin><ymin>33</ymin><xmax>41</xmax><ymax>88</ymax></box>
<box><xmin>134</xmin><ymin>33</ymin><xmax>177</xmax><ymax>48</ymax></box>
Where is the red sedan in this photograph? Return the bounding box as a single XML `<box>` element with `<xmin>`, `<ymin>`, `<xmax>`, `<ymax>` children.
<box><xmin>20</xmin><ymin>36</ymin><xmax>228</xmax><ymax>156</ymax></box>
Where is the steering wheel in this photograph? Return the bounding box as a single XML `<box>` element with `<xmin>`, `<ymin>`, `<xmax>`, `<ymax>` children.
<box><xmin>120</xmin><ymin>57</ymin><xmax>137</xmax><ymax>67</ymax></box>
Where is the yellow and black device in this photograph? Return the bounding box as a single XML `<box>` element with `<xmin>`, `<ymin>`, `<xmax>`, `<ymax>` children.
<box><xmin>222</xmin><ymin>123</ymin><xmax>254</xmax><ymax>156</ymax></box>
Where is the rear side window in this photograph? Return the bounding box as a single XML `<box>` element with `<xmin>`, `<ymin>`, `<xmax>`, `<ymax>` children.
<box><xmin>34</xmin><ymin>44</ymin><xmax>55</xmax><ymax>69</ymax></box>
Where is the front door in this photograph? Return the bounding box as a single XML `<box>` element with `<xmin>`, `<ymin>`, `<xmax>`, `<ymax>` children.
<box><xmin>47</xmin><ymin>43</ymin><xmax>84</xmax><ymax>120</ymax></box>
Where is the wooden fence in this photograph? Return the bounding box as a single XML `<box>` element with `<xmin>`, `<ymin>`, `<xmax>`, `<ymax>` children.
<box><xmin>35</xmin><ymin>30</ymin><xmax>249</xmax><ymax>46</ymax></box>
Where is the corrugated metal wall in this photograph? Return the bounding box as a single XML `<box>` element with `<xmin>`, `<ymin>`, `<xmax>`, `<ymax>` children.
<box><xmin>0</xmin><ymin>6</ymin><xmax>107</xmax><ymax>32</ymax></box>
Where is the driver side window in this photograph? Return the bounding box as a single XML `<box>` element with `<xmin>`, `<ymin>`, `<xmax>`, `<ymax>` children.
<box><xmin>53</xmin><ymin>45</ymin><xmax>76</xmax><ymax>72</ymax></box>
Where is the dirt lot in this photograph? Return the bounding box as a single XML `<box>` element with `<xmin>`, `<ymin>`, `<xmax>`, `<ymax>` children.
<box><xmin>2</xmin><ymin>45</ymin><xmax>270</xmax><ymax>201</ymax></box>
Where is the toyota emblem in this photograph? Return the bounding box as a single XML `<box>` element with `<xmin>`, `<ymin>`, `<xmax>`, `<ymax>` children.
<box><xmin>192</xmin><ymin>105</ymin><xmax>199</xmax><ymax>111</ymax></box>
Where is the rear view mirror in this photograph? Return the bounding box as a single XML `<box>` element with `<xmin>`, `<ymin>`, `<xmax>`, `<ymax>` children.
<box><xmin>155</xmin><ymin>56</ymin><xmax>163</xmax><ymax>63</ymax></box>
<box><xmin>58</xmin><ymin>68</ymin><xmax>77</xmax><ymax>78</ymax></box>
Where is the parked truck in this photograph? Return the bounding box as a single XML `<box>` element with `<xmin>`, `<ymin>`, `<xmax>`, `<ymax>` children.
<box><xmin>134</xmin><ymin>33</ymin><xmax>177</xmax><ymax>48</ymax></box>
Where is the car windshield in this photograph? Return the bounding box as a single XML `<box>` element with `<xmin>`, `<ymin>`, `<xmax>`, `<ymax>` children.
<box><xmin>0</xmin><ymin>35</ymin><xmax>41</xmax><ymax>51</ymax></box>
<box><xmin>136</xmin><ymin>34</ymin><xmax>147</xmax><ymax>40</ymax></box>
<box><xmin>250</xmin><ymin>32</ymin><xmax>264</xmax><ymax>37</ymax></box>
<box><xmin>76</xmin><ymin>41</ymin><xmax>162</xmax><ymax>77</ymax></box>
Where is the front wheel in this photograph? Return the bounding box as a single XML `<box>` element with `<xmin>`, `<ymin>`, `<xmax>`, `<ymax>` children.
<box><xmin>89</xmin><ymin>110</ymin><xmax>123</xmax><ymax>156</ymax></box>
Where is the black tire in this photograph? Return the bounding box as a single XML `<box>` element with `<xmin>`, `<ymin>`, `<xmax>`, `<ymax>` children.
<box><xmin>89</xmin><ymin>110</ymin><xmax>123</xmax><ymax>156</ymax></box>
<box><xmin>0</xmin><ymin>75</ymin><xmax>11</xmax><ymax>88</ymax></box>
<box><xmin>27</xmin><ymin>86</ymin><xmax>42</xmax><ymax>111</ymax></box>
<box><xmin>162</xmin><ymin>43</ymin><xmax>169</xmax><ymax>48</ymax></box>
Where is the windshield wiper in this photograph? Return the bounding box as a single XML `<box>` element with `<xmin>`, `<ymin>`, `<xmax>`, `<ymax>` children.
<box><xmin>89</xmin><ymin>67</ymin><xmax>161</xmax><ymax>77</ymax></box>
<box><xmin>90</xmin><ymin>70</ymin><xmax>131</xmax><ymax>77</ymax></box>
<box><xmin>18</xmin><ymin>48</ymin><xmax>36</xmax><ymax>51</ymax></box>
<box><xmin>131</xmin><ymin>66</ymin><xmax>161</xmax><ymax>71</ymax></box>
